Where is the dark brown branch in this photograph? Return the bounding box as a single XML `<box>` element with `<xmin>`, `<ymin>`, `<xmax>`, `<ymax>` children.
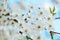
<box><xmin>55</xmin><ymin>17</ymin><xmax>60</xmax><ymax>19</ymax></box>
<box><xmin>50</xmin><ymin>31</ymin><xmax>60</xmax><ymax>34</ymax></box>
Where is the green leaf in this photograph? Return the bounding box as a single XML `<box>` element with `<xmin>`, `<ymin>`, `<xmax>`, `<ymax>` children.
<box><xmin>53</xmin><ymin>7</ymin><xmax>55</xmax><ymax>12</ymax></box>
<box><xmin>49</xmin><ymin>7</ymin><xmax>56</xmax><ymax>16</ymax></box>
<box><xmin>49</xmin><ymin>8</ymin><xmax>52</xmax><ymax>13</ymax></box>
<box><xmin>50</xmin><ymin>12</ymin><xmax>56</xmax><ymax>16</ymax></box>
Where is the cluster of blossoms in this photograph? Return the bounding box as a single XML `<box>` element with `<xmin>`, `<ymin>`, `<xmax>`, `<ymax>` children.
<box><xmin>0</xmin><ymin>0</ymin><xmax>55</xmax><ymax>40</ymax></box>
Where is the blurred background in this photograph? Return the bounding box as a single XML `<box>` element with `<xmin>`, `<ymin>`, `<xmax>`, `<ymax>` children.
<box><xmin>1</xmin><ymin>0</ymin><xmax>60</xmax><ymax>40</ymax></box>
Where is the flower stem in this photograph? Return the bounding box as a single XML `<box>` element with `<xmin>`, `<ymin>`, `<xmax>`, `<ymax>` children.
<box><xmin>50</xmin><ymin>31</ymin><xmax>54</xmax><ymax>40</ymax></box>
